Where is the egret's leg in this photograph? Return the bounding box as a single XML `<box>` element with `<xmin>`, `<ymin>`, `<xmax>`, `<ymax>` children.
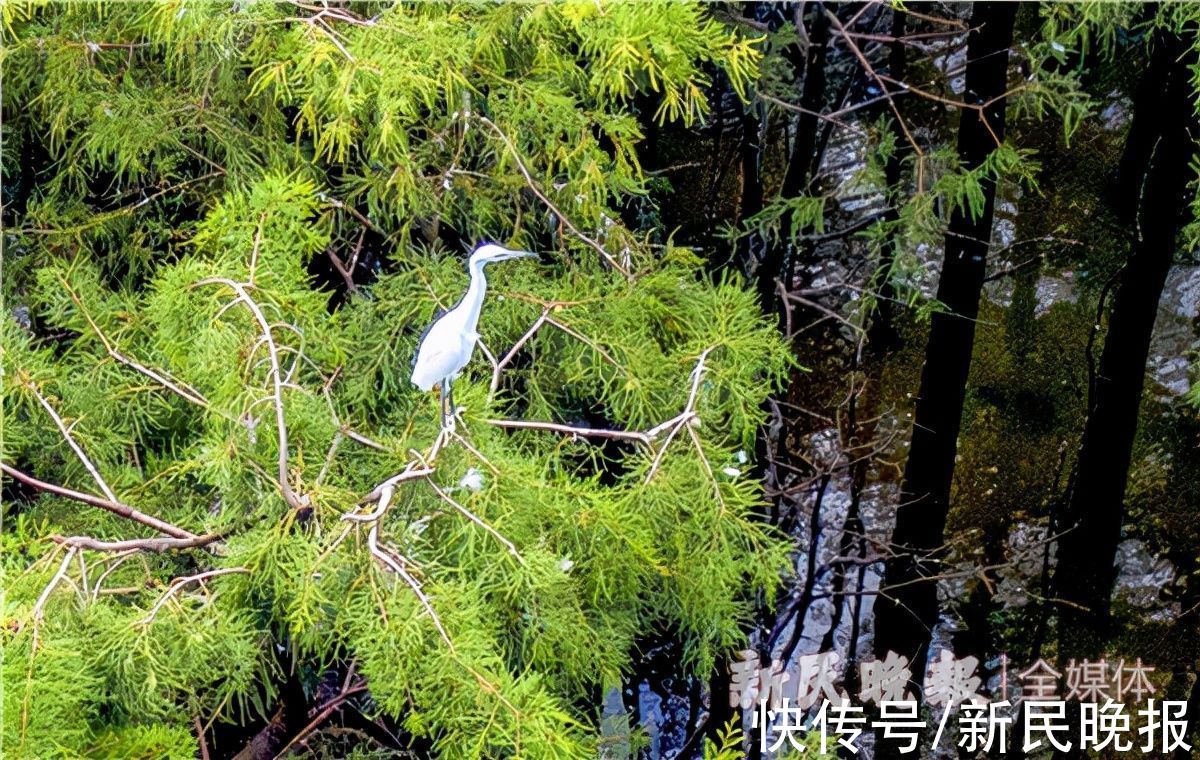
<box><xmin>444</xmin><ymin>378</ymin><xmax>456</xmax><ymax>432</ymax></box>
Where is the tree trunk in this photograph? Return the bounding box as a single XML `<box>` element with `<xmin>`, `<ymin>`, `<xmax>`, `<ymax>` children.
<box><xmin>756</xmin><ymin>3</ymin><xmax>830</xmax><ymax>314</ymax></box>
<box><xmin>865</xmin><ymin>7</ymin><xmax>908</xmax><ymax>353</ymax></box>
<box><xmin>820</xmin><ymin>6</ymin><xmax>909</xmax><ymax>689</ymax></box>
<box><xmin>873</xmin><ymin>1</ymin><xmax>1016</xmax><ymax>694</ymax></box>
<box><xmin>1054</xmin><ymin>30</ymin><xmax>1199</xmax><ymax>658</ymax></box>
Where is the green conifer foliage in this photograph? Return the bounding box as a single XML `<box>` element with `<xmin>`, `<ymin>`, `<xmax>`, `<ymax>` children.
<box><xmin>2</xmin><ymin>3</ymin><xmax>789</xmax><ymax>756</ymax></box>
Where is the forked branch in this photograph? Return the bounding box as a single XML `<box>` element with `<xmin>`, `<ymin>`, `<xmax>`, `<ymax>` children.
<box><xmin>195</xmin><ymin>278</ymin><xmax>306</xmax><ymax>510</ymax></box>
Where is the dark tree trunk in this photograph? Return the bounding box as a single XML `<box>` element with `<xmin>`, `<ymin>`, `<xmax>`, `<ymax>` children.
<box><xmin>756</xmin><ymin>3</ymin><xmax>831</xmax><ymax>315</ymax></box>
<box><xmin>865</xmin><ymin>7</ymin><xmax>908</xmax><ymax>353</ymax></box>
<box><xmin>821</xmin><ymin>6</ymin><xmax>910</xmax><ymax>689</ymax></box>
<box><xmin>736</xmin><ymin>96</ymin><xmax>766</xmax><ymax>277</ymax></box>
<box><xmin>1054</xmin><ymin>30</ymin><xmax>1199</xmax><ymax>658</ymax></box>
<box><xmin>873</xmin><ymin>1</ymin><xmax>1016</xmax><ymax>696</ymax></box>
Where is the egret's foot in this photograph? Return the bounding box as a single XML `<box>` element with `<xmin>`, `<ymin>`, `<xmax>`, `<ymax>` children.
<box><xmin>441</xmin><ymin>413</ymin><xmax>458</xmax><ymax>434</ymax></box>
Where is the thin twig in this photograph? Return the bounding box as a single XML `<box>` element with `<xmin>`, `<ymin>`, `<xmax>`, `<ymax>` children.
<box><xmin>326</xmin><ymin>244</ymin><xmax>360</xmax><ymax>295</ymax></box>
<box><xmin>28</xmin><ymin>384</ymin><xmax>118</xmax><ymax>501</ymax></box>
<box><xmin>645</xmin><ymin>348</ymin><xmax>713</xmax><ymax>482</ymax></box>
<box><xmin>58</xmin><ymin>275</ymin><xmax>211</xmax><ymax>407</ymax></box>
<box><xmin>825</xmin><ymin>8</ymin><xmax>923</xmax><ymax>157</ymax></box>
<box><xmin>475</xmin><ymin>115</ymin><xmax>631</xmax><ymax>278</ymax></box>
<box><xmin>19</xmin><ymin>171</ymin><xmax>223</xmax><ymax>236</ymax></box>
<box><xmin>757</xmin><ymin>92</ymin><xmax>871</xmax><ymax>136</ymax></box>
<box><xmin>271</xmin><ymin>679</ymin><xmax>369</xmax><ymax>759</ymax></box>
<box><xmin>358</xmin><ymin>466</ymin><xmax>436</xmax><ymax>507</ymax></box>
<box><xmin>366</xmin><ymin>524</ymin><xmax>453</xmax><ymax>650</ymax></box>
<box><xmin>53</xmin><ymin>532</ymin><xmax>221</xmax><ymax>553</ymax></box>
<box><xmin>783</xmin><ymin>286</ymin><xmax>866</xmax><ymax>334</ymax></box>
<box><xmin>489</xmin><ymin>307</ymin><xmax>550</xmax><ymax>397</ymax></box>
<box><xmin>136</xmin><ymin>567</ymin><xmax>248</xmax><ymax>625</ymax></box>
<box><xmin>29</xmin><ymin>547</ymin><xmax>78</xmax><ymax>638</ymax></box>
<box><xmin>545</xmin><ymin>317</ymin><xmax>624</xmax><ymax>370</ymax></box>
<box><xmin>484</xmin><ymin>418</ymin><xmax>652</xmax><ymax>445</ymax></box>
<box><xmin>320</xmin><ymin>193</ymin><xmax>382</xmax><ymax>232</ymax></box>
<box><xmin>485</xmin><ymin>349</ymin><xmax>716</xmax><ymax>486</ymax></box>
<box><xmin>343</xmin><ymin>427</ymin><xmax>388</xmax><ymax>451</ymax></box>
<box><xmin>426</xmin><ymin>480</ymin><xmax>523</xmax><ymax>562</ymax></box>
<box><xmin>247</xmin><ymin>212</ymin><xmax>267</xmax><ymax>286</ymax></box>
<box><xmin>91</xmin><ymin>550</ymin><xmax>141</xmax><ymax>602</ymax></box>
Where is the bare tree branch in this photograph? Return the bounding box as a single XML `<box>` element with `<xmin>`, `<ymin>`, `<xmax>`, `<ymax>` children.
<box><xmin>484</xmin><ymin>418</ymin><xmax>652</xmax><ymax>445</ymax></box>
<box><xmin>28</xmin><ymin>547</ymin><xmax>78</xmax><ymax>647</ymax></box>
<box><xmin>366</xmin><ymin>524</ymin><xmax>454</xmax><ymax>650</ymax></box>
<box><xmin>58</xmin><ymin>274</ymin><xmax>211</xmax><ymax>407</ymax></box>
<box><xmin>489</xmin><ymin>307</ymin><xmax>550</xmax><ymax>398</ymax></box>
<box><xmin>426</xmin><ymin>479</ymin><xmax>523</xmax><ymax>563</ymax></box>
<box><xmin>53</xmin><ymin>532</ymin><xmax>222</xmax><ymax>553</ymax></box>
<box><xmin>195</xmin><ymin>278</ymin><xmax>307</xmax><ymax>510</ymax></box>
<box><xmin>2</xmin><ymin>463</ymin><xmax>197</xmax><ymax>539</ymax></box>
<box><xmin>27</xmin><ymin>384</ymin><xmax>118</xmax><ymax>501</ymax></box>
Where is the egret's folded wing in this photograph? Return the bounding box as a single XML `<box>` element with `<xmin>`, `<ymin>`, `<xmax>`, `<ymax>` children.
<box><xmin>411</xmin><ymin>313</ymin><xmax>442</xmax><ymax>371</ymax></box>
<box><xmin>410</xmin><ymin>317</ymin><xmax>461</xmax><ymax>391</ymax></box>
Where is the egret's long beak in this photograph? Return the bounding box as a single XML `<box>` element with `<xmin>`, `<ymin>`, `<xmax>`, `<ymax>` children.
<box><xmin>504</xmin><ymin>250</ymin><xmax>539</xmax><ymax>261</ymax></box>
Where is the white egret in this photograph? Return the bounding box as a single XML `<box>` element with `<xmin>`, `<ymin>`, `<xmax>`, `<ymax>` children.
<box><xmin>411</xmin><ymin>243</ymin><xmax>537</xmax><ymax>427</ymax></box>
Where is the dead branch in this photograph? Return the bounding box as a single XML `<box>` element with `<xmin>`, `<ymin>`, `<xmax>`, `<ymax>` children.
<box><xmin>544</xmin><ymin>316</ymin><xmax>624</xmax><ymax>370</ymax></box>
<box><xmin>90</xmin><ymin>549</ymin><xmax>141</xmax><ymax>602</ymax></box>
<box><xmin>271</xmin><ymin>677</ymin><xmax>370</xmax><ymax>759</ymax></box>
<box><xmin>484</xmin><ymin>418</ymin><xmax>652</xmax><ymax>445</ymax></box>
<box><xmin>426</xmin><ymin>479</ymin><xmax>523</xmax><ymax>562</ymax></box>
<box><xmin>326</xmin><ymin>244</ymin><xmax>360</xmax><ymax>295</ymax></box>
<box><xmin>343</xmin><ymin>427</ymin><xmax>387</xmax><ymax>451</ymax></box>
<box><xmin>825</xmin><ymin>8</ymin><xmax>923</xmax><ymax>157</ymax></box>
<box><xmin>358</xmin><ymin>465</ymin><xmax>437</xmax><ymax>507</ymax></box>
<box><xmin>58</xmin><ymin>275</ymin><xmax>211</xmax><ymax>407</ymax></box>
<box><xmin>484</xmin><ymin>348</ymin><xmax>716</xmax><ymax>484</ymax></box>
<box><xmin>29</xmin><ymin>547</ymin><xmax>78</xmax><ymax>648</ymax></box>
<box><xmin>366</xmin><ymin>524</ymin><xmax>453</xmax><ymax>649</ymax></box>
<box><xmin>19</xmin><ymin>171</ymin><xmax>224</xmax><ymax>237</ymax></box>
<box><xmin>27</xmin><ymin>383</ymin><xmax>118</xmax><ymax>501</ymax></box>
<box><xmin>783</xmin><ymin>286</ymin><xmax>866</xmax><ymax>335</ymax></box>
<box><xmin>489</xmin><ymin>306</ymin><xmax>550</xmax><ymax>397</ymax></box>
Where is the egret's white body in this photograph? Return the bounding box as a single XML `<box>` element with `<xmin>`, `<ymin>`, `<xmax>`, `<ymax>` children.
<box><xmin>411</xmin><ymin>244</ymin><xmax>535</xmax><ymax>423</ymax></box>
<box><xmin>409</xmin><ymin>297</ymin><xmax>481</xmax><ymax>393</ymax></box>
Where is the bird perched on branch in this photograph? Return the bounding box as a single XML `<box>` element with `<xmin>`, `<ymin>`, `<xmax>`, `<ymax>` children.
<box><xmin>412</xmin><ymin>242</ymin><xmax>538</xmax><ymax>429</ymax></box>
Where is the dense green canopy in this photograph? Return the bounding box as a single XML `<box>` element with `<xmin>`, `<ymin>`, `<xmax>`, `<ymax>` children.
<box><xmin>2</xmin><ymin>3</ymin><xmax>790</xmax><ymax>757</ymax></box>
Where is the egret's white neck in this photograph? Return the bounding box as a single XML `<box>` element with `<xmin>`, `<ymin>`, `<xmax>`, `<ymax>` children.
<box><xmin>460</xmin><ymin>258</ymin><xmax>488</xmax><ymax>335</ymax></box>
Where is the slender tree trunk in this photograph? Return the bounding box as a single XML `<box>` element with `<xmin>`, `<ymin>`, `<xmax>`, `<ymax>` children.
<box><xmin>737</xmin><ymin>95</ymin><xmax>766</xmax><ymax>277</ymax></box>
<box><xmin>821</xmin><ymin>6</ymin><xmax>909</xmax><ymax>687</ymax></box>
<box><xmin>873</xmin><ymin>2</ymin><xmax>1016</xmax><ymax>695</ymax></box>
<box><xmin>756</xmin><ymin>3</ymin><xmax>830</xmax><ymax>314</ymax></box>
<box><xmin>1055</xmin><ymin>30</ymin><xmax>1199</xmax><ymax>658</ymax></box>
<box><xmin>865</xmin><ymin>7</ymin><xmax>908</xmax><ymax>353</ymax></box>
